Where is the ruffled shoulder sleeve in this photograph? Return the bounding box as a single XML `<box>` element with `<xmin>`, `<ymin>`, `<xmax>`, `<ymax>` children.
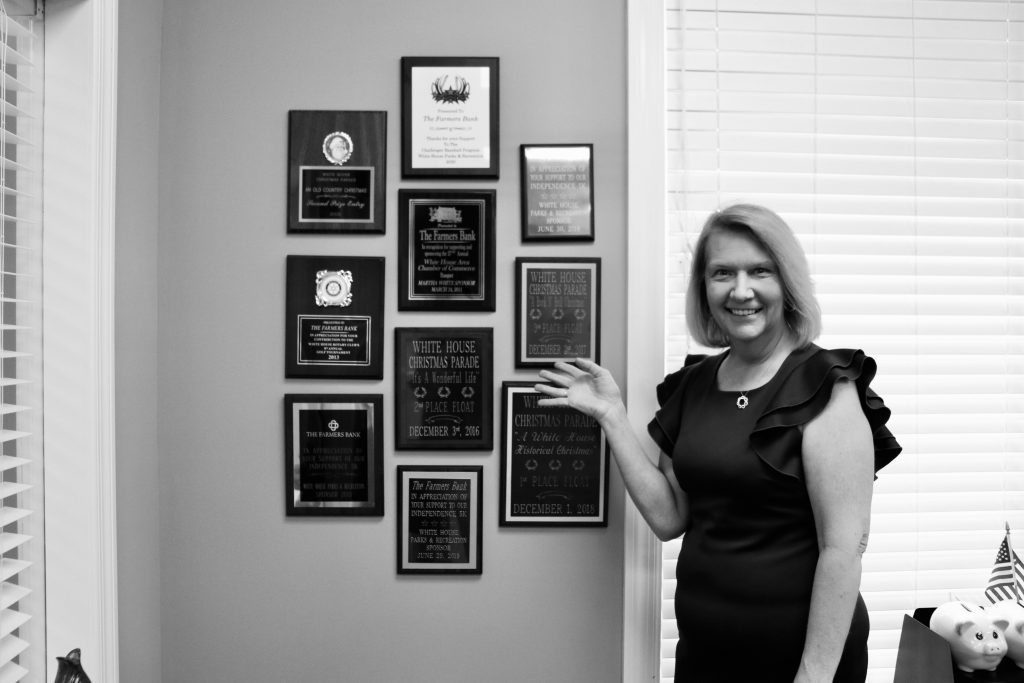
<box><xmin>751</xmin><ymin>346</ymin><xmax>902</xmax><ymax>481</ymax></box>
<box><xmin>646</xmin><ymin>354</ymin><xmax>715</xmax><ymax>455</ymax></box>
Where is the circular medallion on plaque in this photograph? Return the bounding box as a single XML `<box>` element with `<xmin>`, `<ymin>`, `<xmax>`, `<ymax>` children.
<box><xmin>322</xmin><ymin>131</ymin><xmax>354</xmax><ymax>165</ymax></box>
<box><xmin>314</xmin><ymin>269</ymin><xmax>353</xmax><ymax>307</ymax></box>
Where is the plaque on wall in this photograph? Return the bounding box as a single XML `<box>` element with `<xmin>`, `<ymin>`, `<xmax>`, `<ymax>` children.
<box><xmin>401</xmin><ymin>56</ymin><xmax>499</xmax><ymax>179</ymax></box>
<box><xmin>520</xmin><ymin>144</ymin><xmax>594</xmax><ymax>241</ymax></box>
<box><xmin>397</xmin><ymin>465</ymin><xmax>483</xmax><ymax>574</ymax></box>
<box><xmin>288</xmin><ymin>110</ymin><xmax>387</xmax><ymax>233</ymax></box>
<box><xmin>394</xmin><ymin>327</ymin><xmax>493</xmax><ymax>450</ymax></box>
<box><xmin>514</xmin><ymin>257</ymin><xmax>601</xmax><ymax>368</ymax></box>
<box><xmin>499</xmin><ymin>382</ymin><xmax>607</xmax><ymax>527</ymax></box>
<box><xmin>285</xmin><ymin>394</ymin><xmax>384</xmax><ymax>516</ymax></box>
<box><xmin>398</xmin><ymin>189</ymin><xmax>495</xmax><ymax>311</ymax></box>
<box><xmin>285</xmin><ymin>255</ymin><xmax>384</xmax><ymax>379</ymax></box>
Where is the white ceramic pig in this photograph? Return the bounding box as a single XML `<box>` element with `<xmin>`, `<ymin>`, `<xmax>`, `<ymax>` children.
<box><xmin>988</xmin><ymin>600</ymin><xmax>1024</xmax><ymax>669</ymax></box>
<box><xmin>929</xmin><ymin>601</ymin><xmax>1009</xmax><ymax>672</ymax></box>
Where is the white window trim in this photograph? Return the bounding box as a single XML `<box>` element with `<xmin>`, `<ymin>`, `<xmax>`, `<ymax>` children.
<box><xmin>42</xmin><ymin>0</ymin><xmax>119</xmax><ymax>681</ymax></box>
<box><xmin>623</xmin><ymin>1</ymin><xmax>666</xmax><ymax>681</ymax></box>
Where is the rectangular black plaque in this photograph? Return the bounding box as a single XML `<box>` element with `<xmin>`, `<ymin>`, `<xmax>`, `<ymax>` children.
<box><xmin>398</xmin><ymin>189</ymin><xmax>495</xmax><ymax>311</ymax></box>
<box><xmin>285</xmin><ymin>394</ymin><xmax>383</xmax><ymax>516</ymax></box>
<box><xmin>520</xmin><ymin>144</ymin><xmax>594</xmax><ymax>241</ymax></box>
<box><xmin>515</xmin><ymin>257</ymin><xmax>600</xmax><ymax>368</ymax></box>
<box><xmin>288</xmin><ymin>110</ymin><xmax>386</xmax><ymax>233</ymax></box>
<box><xmin>286</xmin><ymin>255</ymin><xmax>384</xmax><ymax>379</ymax></box>
<box><xmin>401</xmin><ymin>57</ymin><xmax>499</xmax><ymax>178</ymax></box>
<box><xmin>394</xmin><ymin>327</ymin><xmax>493</xmax><ymax>450</ymax></box>
<box><xmin>397</xmin><ymin>466</ymin><xmax>483</xmax><ymax>574</ymax></box>
<box><xmin>500</xmin><ymin>383</ymin><xmax>607</xmax><ymax>527</ymax></box>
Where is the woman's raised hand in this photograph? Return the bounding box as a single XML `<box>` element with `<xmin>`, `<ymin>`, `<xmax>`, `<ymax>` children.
<box><xmin>535</xmin><ymin>358</ymin><xmax>623</xmax><ymax>423</ymax></box>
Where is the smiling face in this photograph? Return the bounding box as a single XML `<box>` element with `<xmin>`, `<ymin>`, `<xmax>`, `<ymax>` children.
<box><xmin>703</xmin><ymin>227</ymin><xmax>787</xmax><ymax>346</ymax></box>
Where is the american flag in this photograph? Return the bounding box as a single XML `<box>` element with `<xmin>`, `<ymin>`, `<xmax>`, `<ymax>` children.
<box><xmin>985</xmin><ymin>529</ymin><xmax>1024</xmax><ymax>604</ymax></box>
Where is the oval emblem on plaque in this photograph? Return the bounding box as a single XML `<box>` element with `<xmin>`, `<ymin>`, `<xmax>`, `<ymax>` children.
<box><xmin>322</xmin><ymin>131</ymin><xmax>353</xmax><ymax>165</ymax></box>
<box><xmin>314</xmin><ymin>269</ymin><xmax>353</xmax><ymax>307</ymax></box>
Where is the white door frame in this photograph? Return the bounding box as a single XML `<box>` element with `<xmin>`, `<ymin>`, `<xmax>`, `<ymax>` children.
<box><xmin>623</xmin><ymin>1</ymin><xmax>666</xmax><ymax>681</ymax></box>
<box><xmin>43</xmin><ymin>0</ymin><xmax>120</xmax><ymax>680</ymax></box>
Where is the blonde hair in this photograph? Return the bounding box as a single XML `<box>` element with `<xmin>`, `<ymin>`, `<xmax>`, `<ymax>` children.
<box><xmin>685</xmin><ymin>204</ymin><xmax>821</xmax><ymax>348</ymax></box>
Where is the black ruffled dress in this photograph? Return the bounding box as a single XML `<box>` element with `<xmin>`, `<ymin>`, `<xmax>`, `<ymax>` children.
<box><xmin>647</xmin><ymin>345</ymin><xmax>901</xmax><ymax>683</ymax></box>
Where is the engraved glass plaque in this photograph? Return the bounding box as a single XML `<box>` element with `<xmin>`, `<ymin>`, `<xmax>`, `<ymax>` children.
<box><xmin>285</xmin><ymin>394</ymin><xmax>384</xmax><ymax>516</ymax></box>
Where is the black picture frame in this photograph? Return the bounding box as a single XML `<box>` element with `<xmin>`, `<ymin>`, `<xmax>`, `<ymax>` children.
<box><xmin>519</xmin><ymin>143</ymin><xmax>594</xmax><ymax>241</ymax></box>
<box><xmin>284</xmin><ymin>394</ymin><xmax>384</xmax><ymax>517</ymax></box>
<box><xmin>285</xmin><ymin>255</ymin><xmax>385</xmax><ymax>379</ymax></box>
<box><xmin>499</xmin><ymin>383</ymin><xmax>608</xmax><ymax>527</ymax></box>
<box><xmin>398</xmin><ymin>189</ymin><xmax>496</xmax><ymax>311</ymax></box>
<box><xmin>287</xmin><ymin>110</ymin><xmax>387</xmax><ymax>234</ymax></box>
<box><xmin>514</xmin><ymin>257</ymin><xmax>601</xmax><ymax>368</ymax></box>
<box><xmin>394</xmin><ymin>327</ymin><xmax>493</xmax><ymax>450</ymax></box>
<box><xmin>401</xmin><ymin>56</ymin><xmax>499</xmax><ymax>179</ymax></box>
<box><xmin>397</xmin><ymin>465</ymin><xmax>483</xmax><ymax>574</ymax></box>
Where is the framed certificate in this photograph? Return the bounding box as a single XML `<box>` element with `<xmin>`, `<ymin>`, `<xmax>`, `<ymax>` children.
<box><xmin>520</xmin><ymin>144</ymin><xmax>594</xmax><ymax>241</ymax></box>
<box><xmin>401</xmin><ymin>57</ymin><xmax>499</xmax><ymax>178</ymax></box>
<box><xmin>499</xmin><ymin>383</ymin><xmax>607</xmax><ymax>527</ymax></box>
<box><xmin>397</xmin><ymin>466</ymin><xmax>483</xmax><ymax>574</ymax></box>
<box><xmin>398</xmin><ymin>189</ymin><xmax>495</xmax><ymax>311</ymax></box>
<box><xmin>287</xmin><ymin>110</ymin><xmax>387</xmax><ymax>233</ymax></box>
<box><xmin>285</xmin><ymin>255</ymin><xmax>385</xmax><ymax>379</ymax></box>
<box><xmin>285</xmin><ymin>394</ymin><xmax>384</xmax><ymax>516</ymax></box>
<box><xmin>394</xmin><ymin>327</ymin><xmax>493</xmax><ymax>450</ymax></box>
<box><xmin>514</xmin><ymin>257</ymin><xmax>600</xmax><ymax>368</ymax></box>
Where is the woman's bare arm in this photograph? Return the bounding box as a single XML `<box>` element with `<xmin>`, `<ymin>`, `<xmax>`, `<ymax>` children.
<box><xmin>536</xmin><ymin>359</ymin><xmax>688</xmax><ymax>540</ymax></box>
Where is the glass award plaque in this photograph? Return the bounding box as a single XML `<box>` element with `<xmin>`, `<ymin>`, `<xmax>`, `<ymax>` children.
<box><xmin>499</xmin><ymin>383</ymin><xmax>607</xmax><ymax>527</ymax></box>
<box><xmin>397</xmin><ymin>466</ymin><xmax>482</xmax><ymax>574</ymax></box>
<box><xmin>514</xmin><ymin>257</ymin><xmax>601</xmax><ymax>368</ymax></box>
<box><xmin>394</xmin><ymin>327</ymin><xmax>493</xmax><ymax>450</ymax></box>
<box><xmin>285</xmin><ymin>394</ymin><xmax>384</xmax><ymax>516</ymax></box>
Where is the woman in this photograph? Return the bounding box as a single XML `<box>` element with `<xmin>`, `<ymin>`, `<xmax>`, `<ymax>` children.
<box><xmin>536</xmin><ymin>204</ymin><xmax>901</xmax><ymax>682</ymax></box>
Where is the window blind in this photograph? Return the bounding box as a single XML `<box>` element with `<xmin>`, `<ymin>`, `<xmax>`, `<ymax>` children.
<box><xmin>663</xmin><ymin>1</ymin><xmax>1023</xmax><ymax>681</ymax></box>
<box><xmin>0</xmin><ymin>4</ymin><xmax>43</xmax><ymax>681</ymax></box>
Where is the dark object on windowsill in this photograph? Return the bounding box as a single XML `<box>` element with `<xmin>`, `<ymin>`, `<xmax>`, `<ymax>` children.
<box><xmin>895</xmin><ymin>610</ymin><xmax>1024</xmax><ymax>683</ymax></box>
<box><xmin>54</xmin><ymin>648</ymin><xmax>92</xmax><ymax>683</ymax></box>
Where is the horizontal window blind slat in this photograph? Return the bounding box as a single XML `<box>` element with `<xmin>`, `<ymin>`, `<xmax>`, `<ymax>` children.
<box><xmin>0</xmin><ymin>508</ymin><xmax>28</xmax><ymax>527</ymax></box>
<box><xmin>0</xmin><ymin>402</ymin><xmax>29</xmax><ymax>416</ymax></box>
<box><xmin>0</xmin><ymin>637</ymin><xmax>28</xmax><ymax>674</ymax></box>
<box><xmin>0</xmin><ymin>560</ymin><xmax>29</xmax><ymax>584</ymax></box>
<box><xmin>662</xmin><ymin>192</ymin><xmax>1021</xmax><ymax>217</ymax></box>
<box><xmin>0</xmin><ymin>456</ymin><xmax>28</xmax><ymax>472</ymax></box>
<box><xmin>682</xmin><ymin>131</ymin><xmax>1019</xmax><ymax>159</ymax></box>
<box><xmin>0</xmin><ymin>660</ymin><xmax>28</xmax><ymax>683</ymax></box>
<box><xmin>0</xmin><ymin>430</ymin><xmax>30</xmax><ymax>443</ymax></box>
<box><xmin>0</xmin><ymin>482</ymin><xmax>29</xmax><ymax>499</ymax></box>
<box><xmin>0</xmin><ymin>585</ymin><xmax>29</xmax><ymax>612</ymax></box>
<box><xmin>0</xmin><ymin>610</ymin><xmax>29</xmax><ymax>640</ymax></box>
<box><xmin>0</xmin><ymin>15</ymin><xmax>34</xmax><ymax>41</ymax></box>
<box><xmin>0</xmin><ymin>532</ymin><xmax>28</xmax><ymax>557</ymax></box>
<box><xmin>0</xmin><ymin>533</ymin><xmax>29</xmax><ymax>555</ymax></box>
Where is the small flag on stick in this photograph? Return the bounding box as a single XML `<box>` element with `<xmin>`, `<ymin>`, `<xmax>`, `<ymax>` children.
<box><xmin>985</xmin><ymin>523</ymin><xmax>1024</xmax><ymax>604</ymax></box>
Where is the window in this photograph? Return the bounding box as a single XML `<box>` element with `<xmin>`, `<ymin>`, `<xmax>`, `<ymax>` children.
<box><xmin>656</xmin><ymin>1</ymin><xmax>1023</xmax><ymax>681</ymax></box>
<box><xmin>0</xmin><ymin>3</ymin><xmax>44</xmax><ymax>680</ymax></box>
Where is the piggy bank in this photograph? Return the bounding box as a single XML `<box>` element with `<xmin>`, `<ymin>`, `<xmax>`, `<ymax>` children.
<box><xmin>929</xmin><ymin>601</ymin><xmax>1009</xmax><ymax>672</ymax></box>
<box><xmin>988</xmin><ymin>600</ymin><xmax>1024</xmax><ymax>669</ymax></box>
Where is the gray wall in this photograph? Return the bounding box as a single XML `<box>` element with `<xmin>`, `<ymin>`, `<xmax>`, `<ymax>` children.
<box><xmin>119</xmin><ymin>1</ymin><xmax>628</xmax><ymax>680</ymax></box>
<box><xmin>116</xmin><ymin>0</ymin><xmax>164</xmax><ymax>680</ymax></box>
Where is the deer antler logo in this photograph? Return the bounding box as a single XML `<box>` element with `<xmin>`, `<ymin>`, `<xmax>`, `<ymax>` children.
<box><xmin>431</xmin><ymin>75</ymin><xmax>470</xmax><ymax>104</ymax></box>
